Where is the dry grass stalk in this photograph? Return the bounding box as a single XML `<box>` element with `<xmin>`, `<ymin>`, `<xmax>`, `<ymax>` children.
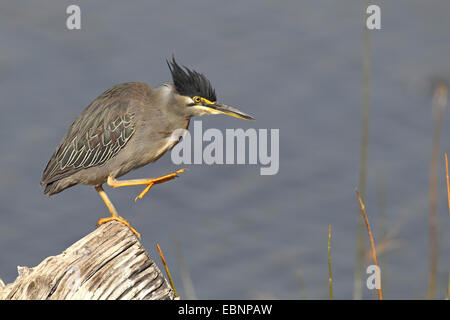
<box><xmin>355</xmin><ymin>189</ymin><xmax>383</xmax><ymax>300</ymax></box>
<box><xmin>156</xmin><ymin>243</ymin><xmax>179</xmax><ymax>298</ymax></box>
<box><xmin>446</xmin><ymin>153</ymin><xmax>450</xmax><ymax>300</ymax></box>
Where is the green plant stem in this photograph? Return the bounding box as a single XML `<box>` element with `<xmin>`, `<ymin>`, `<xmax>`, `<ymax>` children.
<box><xmin>354</xmin><ymin>0</ymin><xmax>372</xmax><ymax>300</ymax></box>
<box><xmin>328</xmin><ymin>225</ymin><xmax>333</xmax><ymax>300</ymax></box>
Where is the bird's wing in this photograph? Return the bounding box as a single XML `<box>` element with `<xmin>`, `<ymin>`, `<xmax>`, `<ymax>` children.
<box><xmin>41</xmin><ymin>86</ymin><xmax>137</xmax><ymax>185</ymax></box>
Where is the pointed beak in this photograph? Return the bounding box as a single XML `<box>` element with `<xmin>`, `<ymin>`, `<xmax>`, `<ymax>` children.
<box><xmin>207</xmin><ymin>102</ymin><xmax>255</xmax><ymax>121</ymax></box>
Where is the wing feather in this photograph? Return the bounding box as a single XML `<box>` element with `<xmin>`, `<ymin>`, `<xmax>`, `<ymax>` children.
<box><xmin>41</xmin><ymin>83</ymin><xmax>138</xmax><ymax>185</ymax></box>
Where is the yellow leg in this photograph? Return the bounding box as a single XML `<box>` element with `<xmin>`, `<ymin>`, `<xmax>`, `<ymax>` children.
<box><xmin>95</xmin><ymin>185</ymin><xmax>119</xmax><ymax>217</ymax></box>
<box><xmin>107</xmin><ymin>169</ymin><xmax>185</xmax><ymax>201</ymax></box>
<box><xmin>95</xmin><ymin>185</ymin><xmax>141</xmax><ymax>238</ymax></box>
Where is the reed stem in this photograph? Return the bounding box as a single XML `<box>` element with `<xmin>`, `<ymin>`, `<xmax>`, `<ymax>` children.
<box><xmin>427</xmin><ymin>84</ymin><xmax>447</xmax><ymax>299</ymax></box>
<box><xmin>328</xmin><ymin>225</ymin><xmax>333</xmax><ymax>300</ymax></box>
<box><xmin>354</xmin><ymin>0</ymin><xmax>372</xmax><ymax>299</ymax></box>
<box><xmin>356</xmin><ymin>189</ymin><xmax>383</xmax><ymax>300</ymax></box>
<box><xmin>156</xmin><ymin>243</ymin><xmax>179</xmax><ymax>298</ymax></box>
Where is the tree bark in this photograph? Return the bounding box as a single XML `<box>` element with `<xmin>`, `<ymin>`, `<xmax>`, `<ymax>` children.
<box><xmin>0</xmin><ymin>221</ymin><xmax>175</xmax><ymax>300</ymax></box>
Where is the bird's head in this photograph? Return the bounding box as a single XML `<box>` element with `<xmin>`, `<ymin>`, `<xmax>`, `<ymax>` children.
<box><xmin>167</xmin><ymin>57</ymin><xmax>255</xmax><ymax>121</ymax></box>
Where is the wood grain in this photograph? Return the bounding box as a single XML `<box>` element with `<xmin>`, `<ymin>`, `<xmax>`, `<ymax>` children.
<box><xmin>0</xmin><ymin>221</ymin><xmax>175</xmax><ymax>300</ymax></box>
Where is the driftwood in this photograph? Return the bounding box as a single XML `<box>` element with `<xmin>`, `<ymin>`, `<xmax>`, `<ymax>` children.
<box><xmin>0</xmin><ymin>221</ymin><xmax>175</xmax><ymax>300</ymax></box>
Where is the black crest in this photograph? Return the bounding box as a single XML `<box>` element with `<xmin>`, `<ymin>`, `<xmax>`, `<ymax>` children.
<box><xmin>167</xmin><ymin>57</ymin><xmax>217</xmax><ymax>102</ymax></box>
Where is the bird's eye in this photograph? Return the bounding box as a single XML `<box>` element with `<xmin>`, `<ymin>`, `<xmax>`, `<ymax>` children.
<box><xmin>193</xmin><ymin>96</ymin><xmax>201</xmax><ymax>103</ymax></box>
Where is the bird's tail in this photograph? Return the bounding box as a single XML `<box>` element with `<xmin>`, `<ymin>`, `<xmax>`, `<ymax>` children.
<box><xmin>43</xmin><ymin>180</ymin><xmax>76</xmax><ymax>196</ymax></box>
<box><xmin>44</xmin><ymin>182</ymin><xmax>58</xmax><ymax>195</ymax></box>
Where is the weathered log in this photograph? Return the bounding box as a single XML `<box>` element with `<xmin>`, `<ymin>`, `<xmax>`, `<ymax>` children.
<box><xmin>0</xmin><ymin>221</ymin><xmax>175</xmax><ymax>300</ymax></box>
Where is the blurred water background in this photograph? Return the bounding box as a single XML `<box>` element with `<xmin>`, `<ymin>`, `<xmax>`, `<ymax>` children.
<box><xmin>0</xmin><ymin>0</ymin><xmax>449</xmax><ymax>299</ymax></box>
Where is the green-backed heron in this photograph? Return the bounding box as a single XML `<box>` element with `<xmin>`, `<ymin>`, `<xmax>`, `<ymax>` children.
<box><xmin>41</xmin><ymin>57</ymin><xmax>254</xmax><ymax>237</ymax></box>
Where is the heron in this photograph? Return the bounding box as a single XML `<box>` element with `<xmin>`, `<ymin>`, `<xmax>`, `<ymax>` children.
<box><xmin>41</xmin><ymin>57</ymin><xmax>254</xmax><ymax>238</ymax></box>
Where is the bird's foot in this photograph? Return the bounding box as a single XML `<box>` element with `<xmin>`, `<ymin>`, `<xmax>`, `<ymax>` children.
<box><xmin>134</xmin><ymin>169</ymin><xmax>186</xmax><ymax>202</ymax></box>
<box><xmin>97</xmin><ymin>216</ymin><xmax>141</xmax><ymax>238</ymax></box>
<box><xmin>134</xmin><ymin>183</ymin><xmax>154</xmax><ymax>202</ymax></box>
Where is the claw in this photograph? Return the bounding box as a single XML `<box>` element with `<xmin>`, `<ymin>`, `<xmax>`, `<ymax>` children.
<box><xmin>97</xmin><ymin>216</ymin><xmax>141</xmax><ymax>238</ymax></box>
<box><xmin>134</xmin><ymin>183</ymin><xmax>154</xmax><ymax>202</ymax></box>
